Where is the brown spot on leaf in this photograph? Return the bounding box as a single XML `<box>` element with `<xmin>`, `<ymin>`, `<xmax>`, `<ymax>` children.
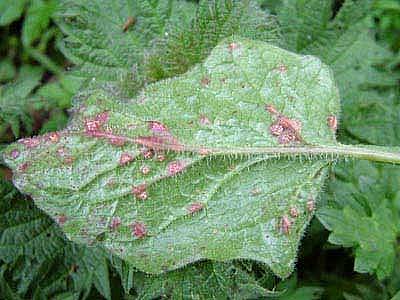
<box><xmin>201</xmin><ymin>77</ymin><xmax>211</xmax><ymax>86</ymax></box>
<box><xmin>199</xmin><ymin>114</ymin><xmax>211</xmax><ymax>126</ymax></box>
<box><xmin>56</xmin><ymin>147</ymin><xmax>66</xmax><ymax>156</ymax></box>
<box><xmin>10</xmin><ymin>149</ymin><xmax>20</xmax><ymax>159</ymax></box>
<box><xmin>278</xmin><ymin>130</ymin><xmax>297</xmax><ymax>144</ymax></box>
<box><xmin>265</xmin><ymin>104</ymin><xmax>279</xmax><ymax>115</ymax></box>
<box><xmin>140</xmin><ymin>165</ymin><xmax>150</xmax><ymax>175</ymax></box>
<box><xmin>307</xmin><ymin>199</ymin><xmax>315</xmax><ymax>212</ymax></box>
<box><xmin>280</xmin><ymin>215</ymin><xmax>292</xmax><ymax>235</ymax></box>
<box><xmin>228</xmin><ymin>42</ymin><xmax>238</xmax><ymax>51</ymax></box>
<box><xmin>84</xmin><ymin>112</ymin><xmax>109</xmax><ymax>134</ymax></box>
<box><xmin>84</xmin><ymin>119</ymin><xmax>101</xmax><ymax>133</ymax></box>
<box><xmin>290</xmin><ymin>207</ymin><xmax>299</xmax><ymax>218</ymax></box>
<box><xmin>276</xmin><ymin>64</ymin><xmax>287</xmax><ymax>73</ymax></box>
<box><xmin>198</xmin><ymin>148</ymin><xmax>210</xmax><ymax>156</ymax></box>
<box><xmin>110</xmin><ymin>217</ymin><xmax>122</xmax><ymax>230</ymax></box>
<box><xmin>269</xmin><ymin>123</ymin><xmax>284</xmax><ymax>136</ymax></box>
<box><xmin>95</xmin><ymin>111</ymin><xmax>109</xmax><ymax>123</ymax></box>
<box><xmin>327</xmin><ymin>115</ymin><xmax>337</xmax><ymax>131</ymax></box>
<box><xmin>266</xmin><ymin>104</ymin><xmax>303</xmax><ymax>144</ymax></box>
<box><xmin>156</xmin><ymin>153</ymin><xmax>166</xmax><ymax>162</ymax></box>
<box><xmin>148</xmin><ymin>121</ymin><xmax>168</xmax><ymax>134</ymax></box>
<box><xmin>187</xmin><ymin>202</ymin><xmax>204</xmax><ymax>214</ymax></box>
<box><xmin>250</xmin><ymin>188</ymin><xmax>262</xmax><ymax>196</ymax></box>
<box><xmin>45</xmin><ymin>132</ymin><xmax>60</xmax><ymax>143</ymax></box>
<box><xmin>167</xmin><ymin>160</ymin><xmax>187</xmax><ymax>176</ymax></box>
<box><xmin>19</xmin><ymin>137</ymin><xmax>40</xmax><ymax>148</ymax></box>
<box><xmin>131</xmin><ymin>221</ymin><xmax>147</xmax><ymax>238</ymax></box>
<box><xmin>56</xmin><ymin>214</ymin><xmax>67</xmax><ymax>225</ymax></box>
<box><xmin>132</xmin><ymin>184</ymin><xmax>148</xmax><ymax>200</ymax></box>
<box><xmin>119</xmin><ymin>153</ymin><xmax>134</xmax><ymax>166</ymax></box>
<box><xmin>141</xmin><ymin>148</ymin><xmax>154</xmax><ymax>159</ymax></box>
<box><xmin>122</xmin><ymin>16</ymin><xmax>136</xmax><ymax>32</ymax></box>
<box><xmin>18</xmin><ymin>162</ymin><xmax>30</xmax><ymax>172</ymax></box>
<box><xmin>109</xmin><ymin>136</ymin><xmax>126</xmax><ymax>146</ymax></box>
<box><xmin>64</xmin><ymin>156</ymin><xmax>74</xmax><ymax>165</ymax></box>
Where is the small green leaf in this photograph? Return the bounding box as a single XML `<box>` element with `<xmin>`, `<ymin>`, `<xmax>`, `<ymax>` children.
<box><xmin>3</xmin><ymin>38</ymin><xmax>400</xmax><ymax>279</ymax></box>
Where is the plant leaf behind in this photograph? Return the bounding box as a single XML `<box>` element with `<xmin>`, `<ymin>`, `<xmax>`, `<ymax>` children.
<box><xmin>3</xmin><ymin>38</ymin><xmax>341</xmax><ymax>278</ymax></box>
<box><xmin>0</xmin><ymin>66</ymin><xmax>43</xmax><ymax>138</ymax></box>
<box><xmin>55</xmin><ymin>0</ymin><xmax>197</xmax><ymax>85</ymax></box>
<box><xmin>317</xmin><ymin>160</ymin><xmax>400</xmax><ymax>280</ymax></box>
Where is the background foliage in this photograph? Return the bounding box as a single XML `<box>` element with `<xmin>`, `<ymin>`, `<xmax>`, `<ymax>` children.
<box><xmin>0</xmin><ymin>0</ymin><xmax>399</xmax><ymax>299</ymax></box>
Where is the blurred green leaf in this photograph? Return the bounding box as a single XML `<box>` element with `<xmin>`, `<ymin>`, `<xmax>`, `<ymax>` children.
<box><xmin>22</xmin><ymin>0</ymin><xmax>57</xmax><ymax>46</ymax></box>
<box><xmin>0</xmin><ymin>0</ymin><xmax>28</xmax><ymax>26</ymax></box>
<box><xmin>318</xmin><ymin>161</ymin><xmax>400</xmax><ymax>280</ymax></box>
<box><xmin>0</xmin><ymin>66</ymin><xmax>43</xmax><ymax>138</ymax></box>
<box><xmin>0</xmin><ymin>59</ymin><xmax>17</xmax><ymax>83</ymax></box>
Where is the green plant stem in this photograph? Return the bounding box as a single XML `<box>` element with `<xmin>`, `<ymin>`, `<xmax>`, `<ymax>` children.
<box><xmin>84</xmin><ymin>130</ymin><xmax>400</xmax><ymax>164</ymax></box>
<box><xmin>192</xmin><ymin>144</ymin><xmax>400</xmax><ymax>164</ymax></box>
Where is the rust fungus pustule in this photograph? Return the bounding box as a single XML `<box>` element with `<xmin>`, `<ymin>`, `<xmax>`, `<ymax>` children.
<box><xmin>132</xmin><ymin>184</ymin><xmax>148</xmax><ymax>200</ymax></box>
<box><xmin>122</xmin><ymin>16</ymin><xmax>135</xmax><ymax>32</ymax></box>
<box><xmin>18</xmin><ymin>162</ymin><xmax>30</xmax><ymax>172</ymax></box>
<box><xmin>46</xmin><ymin>132</ymin><xmax>60</xmax><ymax>143</ymax></box>
<box><xmin>327</xmin><ymin>115</ymin><xmax>338</xmax><ymax>132</ymax></box>
<box><xmin>307</xmin><ymin>199</ymin><xmax>315</xmax><ymax>212</ymax></box>
<box><xmin>265</xmin><ymin>104</ymin><xmax>303</xmax><ymax>144</ymax></box>
<box><xmin>19</xmin><ymin>137</ymin><xmax>40</xmax><ymax>148</ymax></box>
<box><xmin>201</xmin><ymin>76</ymin><xmax>211</xmax><ymax>86</ymax></box>
<box><xmin>198</xmin><ymin>148</ymin><xmax>211</xmax><ymax>156</ymax></box>
<box><xmin>167</xmin><ymin>160</ymin><xmax>187</xmax><ymax>176</ymax></box>
<box><xmin>140</xmin><ymin>165</ymin><xmax>151</xmax><ymax>175</ymax></box>
<box><xmin>141</xmin><ymin>147</ymin><xmax>154</xmax><ymax>159</ymax></box>
<box><xmin>84</xmin><ymin>111</ymin><xmax>109</xmax><ymax>134</ymax></box>
<box><xmin>109</xmin><ymin>136</ymin><xmax>126</xmax><ymax>146</ymax></box>
<box><xmin>56</xmin><ymin>214</ymin><xmax>67</xmax><ymax>225</ymax></box>
<box><xmin>187</xmin><ymin>202</ymin><xmax>204</xmax><ymax>214</ymax></box>
<box><xmin>131</xmin><ymin>221</ymin><xmax>147</xmax><ymax>238</ymax></box>
<box><xmin>280</xmin><ymin>215</ymin><xmax>292</xmax><ymax>235</ymax></box>
<box><xmin>276</xmin><ymin>64</ymin><xmax>288</xmax><ymax>73</ymax></box>
<box><xmin>156</xmin><ymin>153</ymin><xmax>166</xmax><ymax>162</ymax></box>
<box><xmin>64</xmin><ymin>156</ymin><xmax>74</xmax><ymax>165</ymax></box>
<box><xmin>148</xmin><ymin>121</ymin><xmax>168</xmax><ymax>134</ymax></box>
<box><xmin>119</xmin><ymin>153</ymin><xmax>134</xmax><ymax>166</ymax></box>
<box><xmin>269</xmin><ymin>123</ymin><xmax>284</xmax><ymax>136</ymax></box>
<box><xmin>84</xmin><ymin>119</ymin><xmax>100</xmax><ymax>133</ymax></box>
<box><xmin>199</xmin><ymin>114</ymin><xmax>211</xmax><ymax>126</ymax></box>
<box><xmin>290</xmin><ymin>207</ymin><xmax>299</xmax><ymax>218</ymax></box>
<box><xmin>110</xmin><ymin>217</ymin><xmax>121</xmax><ymax>230</ymax></box>
<box><xmin>228</xmin><ymin>42</ymin><xmax>239</xmax><ymax>51</ymax></box>
<box><xmin>10</xmin><ymin>149</ymin><xmax>20</xmax><ymax>159</ymax></box>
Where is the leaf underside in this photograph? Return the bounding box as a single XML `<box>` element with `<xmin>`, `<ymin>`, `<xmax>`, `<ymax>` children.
<box><xmin>3</xmin><ymin>38</ymin><xmax>340</xmax><ymax>278</ymax></box>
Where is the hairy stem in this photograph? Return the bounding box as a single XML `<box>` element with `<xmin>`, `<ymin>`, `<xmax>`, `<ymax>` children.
<box><xmin>192</xmin><ymin>144</ymin><xmax>400</xmax><ymax>164</ymax></box>
<box><xmin>83</xmin><ymin>131</ymin><xmax>400</xmax><ymax>164</ymax></box>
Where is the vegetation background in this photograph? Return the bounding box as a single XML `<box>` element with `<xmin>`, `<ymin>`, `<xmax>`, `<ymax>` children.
<box><xmin>0</xmin><ymin>0</ymin><xmax>399</xmax><ymax>299</ymax></box>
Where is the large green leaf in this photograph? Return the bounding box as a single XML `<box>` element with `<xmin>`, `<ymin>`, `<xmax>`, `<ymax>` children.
<box><xmin>3</xmin><ymin>38</ymin><xmax>399</xmax><ymax>278</ymax></box>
